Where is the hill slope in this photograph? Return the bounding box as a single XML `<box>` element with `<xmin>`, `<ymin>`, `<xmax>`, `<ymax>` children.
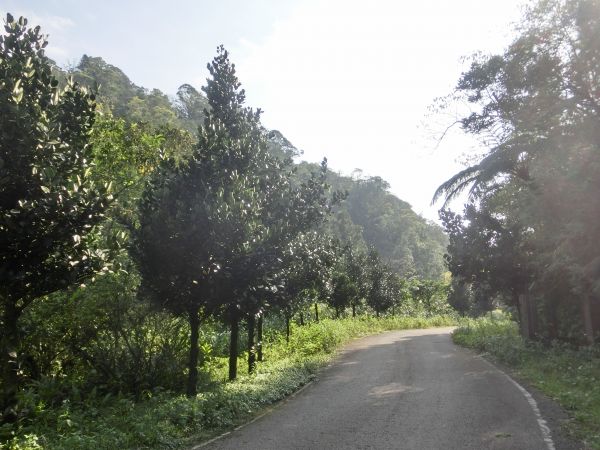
<box><xmin>63</xmin><ymin>55</ymin><xmax>447</xmax><ymax>279</ymax></box>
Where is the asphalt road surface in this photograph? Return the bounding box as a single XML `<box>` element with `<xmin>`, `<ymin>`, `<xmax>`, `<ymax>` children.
<box><xmin>204</xmin><ymin>327</ymin><xmax>579</xmax><ymax>450</ymax></box>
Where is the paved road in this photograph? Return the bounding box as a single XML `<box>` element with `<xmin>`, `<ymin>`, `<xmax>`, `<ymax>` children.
<box><xmin>204</xmin><ymin>328</ymin><xmax>570</xmax><ymax>450</ymax></box>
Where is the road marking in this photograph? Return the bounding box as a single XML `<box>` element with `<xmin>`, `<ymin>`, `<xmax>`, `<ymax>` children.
<box><xmin>479</xmin><ymin>356</ymin><xmax>556</xmax><ymax>450</ymax></box>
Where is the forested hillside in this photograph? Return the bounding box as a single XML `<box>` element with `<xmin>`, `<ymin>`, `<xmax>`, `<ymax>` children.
<box><xmin>56</xmin><ymin>56</ymin><xmax>447</xmax><ymax>280</ymax></box>
<box><xmin>323</xmin><ymin>169</ymin><xmax>447</xmax><ymax>279</ymax></box>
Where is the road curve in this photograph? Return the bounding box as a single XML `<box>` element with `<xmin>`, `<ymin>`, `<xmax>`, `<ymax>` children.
<box><xmin>204</xmin><ymin>327</ymin><xmax>560</xmax><ymax>450</ymax></box>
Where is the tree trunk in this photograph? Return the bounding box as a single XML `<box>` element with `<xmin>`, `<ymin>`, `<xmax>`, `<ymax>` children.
<box><xmin>257</xmin><ymin>313</ymin><xmax>263</xmax><ymax>362</ymax></box>
<box><xmin>186</xmin><ymin>307</ymin><xmax>200</xmax><ymax>397</ymax></box>
<box><xmin>286</xmin><ymin>315</ymin><xmax>291</xmax><ymax>342</ymax></box>
<box><xmin>314</xmin><ymin>303</ymin><xmax>319</xmax><ymax>323</ymax></box>
<box><xmin>247</xmin><ymin>313</ymin><xmax>256</xmax><ymax>374</ymax></box>
<box><xmin>518</xmin><ymin>293</ymin><xmax>537</xmax><ymax>339</ymax></box>
<box><xmin>513</xmin><ymin>292</ymin><xmax>521</xmax><ymax>324</ymax></box>
<box><xmin>376</xmin><ymin>309</ymin><xmax>380</xmax><ymax>318</ymax></box>
<box><xmin>228</xmin><ymin>307</ymin><xmax>239</xmax><ymax>381</ymax></box>
<box><xmin>1</xmin><ymin>301</ymin><xmax>20</xmax><ymax>423</ymax></box>
<box><xmin>352</xmin><ymin>303</ymin><xmax>356</xmax><ymax>318</ymax></box>
<box><xmin>548</xmin><ymin>299</ymin><xmax>559</xmax><ymax>341</ymax></box>
<box><xmin>582</xmin><ymin>295</ymin><xmax>594</xmax><ymax>345</ymax></box>
<box><xmin>518</xmin><ymin>294</ymin><xmax>530</xmax><ymax>338</ymax></box>
<box><xmin>299</xmin><ymin>312</ymin><xmax>304</xmax><ymax>326</ymax></box>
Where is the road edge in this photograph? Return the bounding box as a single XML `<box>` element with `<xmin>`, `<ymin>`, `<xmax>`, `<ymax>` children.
<box><xmin>476</xmin><ymin>355</ymin><xmax>556</xmax><ymax>450</ymax></box>
<box><xmin>189</xmin><ymin>379</ymin><xmax>315</xmax><ymax>449</ymax></box>
<box><xmin>465</xmin><ymin>348</ymin><xmax>585</xmax><ymax>450</ymax></box>
<box><xmin>189</xmin><ymin>326</ymin><xmax>457</xmax><ymax>449</ymax></box>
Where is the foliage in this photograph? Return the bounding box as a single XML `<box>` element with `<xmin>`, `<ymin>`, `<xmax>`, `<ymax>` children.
<box><xmin>294</xmin><ymin>164</ymin><xmax>449</xmax><ymax>280</ymax></box>
<box><xmin>19</xmin><ymin>272</ymin><xmax>190</xmax><ymax>397</ymax></box>
<box><xmin>446</xmin><ymin>278</ymin><xmax>495</xmax><ymax>317</ymax></box>
<box><xmin>328</xmin><ymin>272</ymin><xmax>359</xmax><ymax>317</ymax></box>
<box><xmin>71</xmin><ymin>56</ymin><xmax>179</xmax><ymax>129</ymax></box>
<box><xmin>0</xmin><ymin>14</ymin><xmax>113</xmax><ymax>421</ymax></box>
<box><xmin>435</xmin><ymin>0</ymin><xmax>600</xmax><ymax>340</ymax></box>
<box><xmin>364</xmin><ymin>249</ymin><xmax>396</xmax><ymax>315</ymax></box>
<box><xmin>66</xmin><ymin>52</ymin><xmax>449</xmax><ymax>283</ymax></box>
<box><xmin>406</xmin><ymin>278</ymin><xmax>453</xmax><ymax>317</ymax></box>
<box><xmin>132</xmin><ymin>46</ymin><xmax>337</xmax><ymax>387</ymax></box>
<box><xmin>1</xmin><ymin>315</ymin><xmax>456</xmax><ymax>450</ymax></box>
<box><xmin>275</xmin><ymin>232</ymin><xmax>338</xmax><ymax>321</ymax></box>
<box><xmin>452</xmin><ymin>314</ymin><xmax>525</xmax><ymax>364</ymax></box>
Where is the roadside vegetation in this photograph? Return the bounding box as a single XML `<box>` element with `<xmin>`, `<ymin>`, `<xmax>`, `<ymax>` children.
<box><xmin>454</xmin><ymin>316</ymin><xmax>600</xmax><ymax>448</ymax></box>
<box><xmin>435</xmin><ymin>0</ymin><xmax>600</xmax><ymax>344</ymax></box>
<box><xmin>4</xmin><ymin>314</ymin><xmax>455</xmax><ymax>449</ymax></box>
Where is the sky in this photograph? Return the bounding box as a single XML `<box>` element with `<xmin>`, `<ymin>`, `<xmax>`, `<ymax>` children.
<box><xmin>1</xmin><ymin>0</ymin><xmax>526</xmax><ymax>221</ymax></box>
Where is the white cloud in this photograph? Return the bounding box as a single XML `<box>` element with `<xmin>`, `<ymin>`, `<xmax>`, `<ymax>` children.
<box><xmin>235</xmin><ymin>0</ymin><xmax>524</xmax><ymax>221</ymax></box>
<box><xmin>8</xmin><ymin>11</ymin><xmax>75</xmax><ymax>32</ymax></box>
<box><xmin>38</xmin><ymin>14</ymin><xmax>74</xmax><ymax>31</ymax></box>
<box><xmin>1</xmin><ymin>9</ymin><xmax>76</xmax><ymax>63</ymax></box>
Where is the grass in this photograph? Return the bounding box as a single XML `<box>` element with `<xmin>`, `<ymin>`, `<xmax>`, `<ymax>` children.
<box><xmin>453</xmin><ymin>315</ymin><xmax>600</xmax><ymax>448</ymax></box>
<box><xmin>2</xmin><ymin>315</ymin><xmax>456</xmax><ymax>450</ymax></box>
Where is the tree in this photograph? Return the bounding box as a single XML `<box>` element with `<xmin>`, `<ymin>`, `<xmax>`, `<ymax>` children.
<box><xmin>274</xmin><ymin>232</ymin><xmax>338</xmax><ymax>340</ymax></box>
<box><xmin>72</xmin><ymin>56</ymin><xmax>180</xmax><ymax>129</ymax></box>
<box><xmin>133</xmin><ymin>160</ymin><xmax>217</xmax><ymax>396</ymax></box>
<box><xmin>198</xmin><ymin>49</ymin><xmax>338</xmax><ymax>378</ymax></box>
<box><xmin>447</xmin><ymin>279</ymin><xmax>474</xmax><ymax>316</ymax></box>
<box><xmin>364</xmin><ymin>249</ymin><xmax>395</xmax><ymax>317</ymax></box>
<box><xmin>328</xmin><ymin>272</ymin><xmax>359</xmax><ymax>317</ymax></box>
<box><xmin>72</xmin><ymin>55</ymin><xmax>138</xmax><ymax>118</ymax></box>
<box><xmin>440</xmin><ymin>198</ymin><xmax>532</xmax><ymax>306</ymax></box>
<box><xmin>238</xmin><ymin>160</ymin><xmax>336</xmax><ymax>373</ymax></box>
<box><xmin>174</xmin><ymin>83</ymin><xmax>208</xmax><ymax>132</ymax></box>
<box><xmin>434</xmin><ymin>0</ymin><xmax>600</xmax><ymax>341</ymax></box>
<box><xmin>133</xmin><ymin>46</ymin><xmax>336</xmax><ymax>385</ymax></box>
<box><xmin>133</xmin><ymin>46</ymin><xmax>264</xmax><ymax>388</ymax></box>
<box><xmin>334</xmin><ymin>173</ymin><xmax>447</xmax><ymax>279</ymax></box>
<box><xmin>408</xmin><ymin>278</ymin><xmax>451</xmax><ymax>317</ymax></box>
<box><xmin>328</xmin><ymin>245</ymin><xmax>367</xmax><ymax>317</ymax></box>
<box><xmin>0</xmin><ymin>15</ymin><xmax>112</xmax><ymax>420</ymax></box>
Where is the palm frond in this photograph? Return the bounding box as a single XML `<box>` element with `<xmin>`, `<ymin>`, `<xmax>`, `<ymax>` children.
<box><xmin>432</xmin><ymin>142</ymin><xmax>521</xmax><ymax>208</ymax></box>
<box><xmin>432</xmin><ymin>165</ymin><xmax>481</xmax><ymax>207</ymax></box>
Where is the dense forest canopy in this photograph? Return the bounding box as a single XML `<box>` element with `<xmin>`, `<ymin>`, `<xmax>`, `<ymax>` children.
<box><xmin>55</xmin><ymin>54</ymin><xmax>448</xmax><ymax>281</ymax></box>
<box><xmin>324</xmin><ymin>169</ymin><xmax>447</xmax><ymax>279</ymax></box>
<box><xmin>436</xmin><ymin>0</ymin><xmax>600</xmax><ymax>340</ymax></box>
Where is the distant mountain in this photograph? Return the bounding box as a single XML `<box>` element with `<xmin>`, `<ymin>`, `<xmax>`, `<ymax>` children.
<box><xmin>63</xmin><ymin>55</ymin><xmax>447</xmax><ymax>280</ymax></box>
<box><xmin>316</xmin><ymin>165</ymin><xmax>447</xmax><ymax>279</ymax></box>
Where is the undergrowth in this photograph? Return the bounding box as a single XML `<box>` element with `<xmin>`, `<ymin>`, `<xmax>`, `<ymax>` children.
<box><xmin>2</xmin><ymin>315</ymin><xmax>455</xmax><ymax>450</ymax></box>
<box><xmin>453</xmin><ymin>316</ymin><xmax>600</xmax><ymax>448</ymax></box>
